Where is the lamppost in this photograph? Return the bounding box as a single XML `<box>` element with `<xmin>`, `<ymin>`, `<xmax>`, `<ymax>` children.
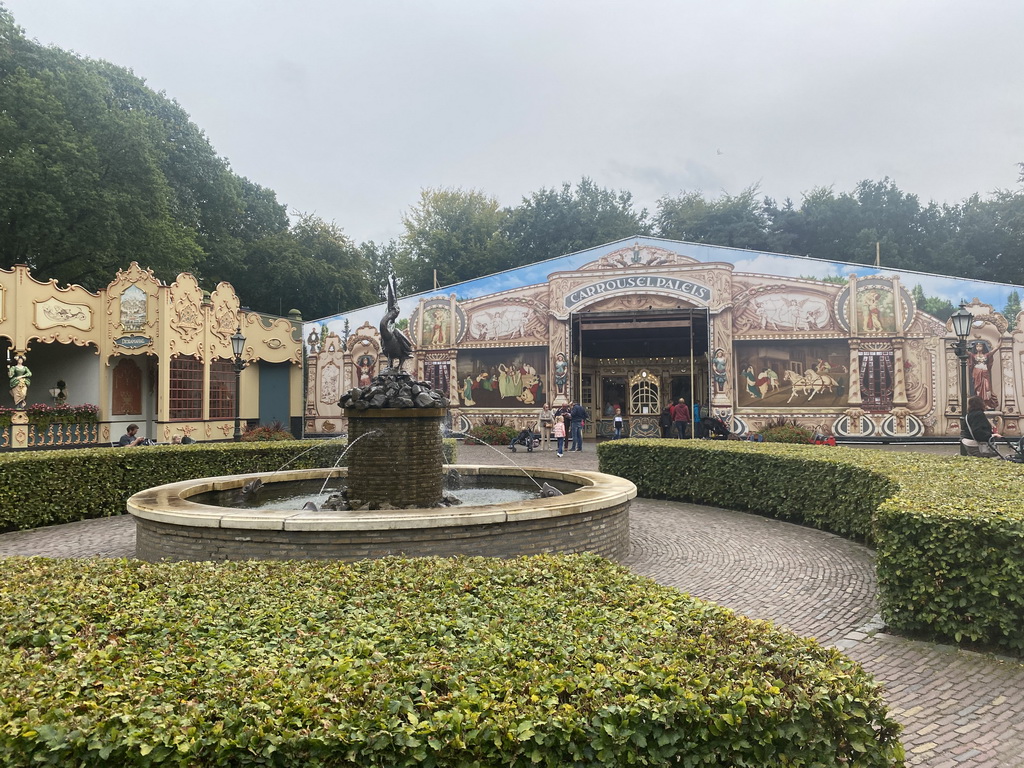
<box><xmin>231</xmin><ymin>326</ymin><xmax>247</xmax><ymax>442</ymax></box>
<box><xmin>949</xmin><ymin>304</ymin><xmax>973</xmax><ymax>453</ymax></box>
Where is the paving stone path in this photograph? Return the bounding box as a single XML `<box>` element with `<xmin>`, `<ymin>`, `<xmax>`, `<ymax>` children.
<box><xmin>1</xmin><ymin>442</ymin><xmax>1022</xmax><ymax>767</ymax></box>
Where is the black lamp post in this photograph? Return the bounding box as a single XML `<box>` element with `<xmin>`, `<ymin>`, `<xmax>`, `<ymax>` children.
<box><xmin>231</xmin><ymin>326</ymin><xmax>247</xmax><ymax>442</ymax></box>
<box><xmin>950</xmin><ymin>304</ymin><xmax>973</xmax><ymax>453</ymax></box>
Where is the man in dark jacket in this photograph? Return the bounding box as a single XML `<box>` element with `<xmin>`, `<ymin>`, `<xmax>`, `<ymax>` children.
<box><xmin>569</xmin><ymin>401</ymin><xmax>586</xmax><ymax>452</ymax></box>
<box><xmin>659</xmin><ymin>404</ymin><xmax>674</xmax><ymax>438</ymax></box>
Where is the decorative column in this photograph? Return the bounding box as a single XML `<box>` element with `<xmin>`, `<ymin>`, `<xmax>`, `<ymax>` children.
<box><xmin>891</xmin><ymin>340</ymin><xmax>909</xmax><ymax>407</ymax></box>
<box><xmin>847</xmin><ymin>340</ymin><xmax>862</xmax><ymax>405</ymax></box>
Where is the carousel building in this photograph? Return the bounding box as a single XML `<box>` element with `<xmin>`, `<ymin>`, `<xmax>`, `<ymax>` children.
<box><xmin>304</xmin><ymin>237</ymin><xmax>1024</xmax><ymax>442</ymax></box>
<box><xmin>0</xmin><ymin>262</ymin><xmax>303</xmax><ymax>449</ymax></box>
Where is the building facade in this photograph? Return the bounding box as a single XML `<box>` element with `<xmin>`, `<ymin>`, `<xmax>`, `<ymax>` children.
<box><xmin>0</xmin><ymin>262</ymin><xmax>303</xmax><ymax>448</ymax></box>
<box><xmin>304</xmin><ymin>238</ymin><xmax>1024</xmax><ymax>441</ymax></box>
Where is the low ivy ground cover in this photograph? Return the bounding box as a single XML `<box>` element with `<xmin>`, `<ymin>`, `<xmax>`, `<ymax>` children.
<box><xmin>599</xmin><ymin>439</ymin><xmax>1024</xmax><ymax>653</ymax></box>
<box><xmin>0</xmin><ymin>556</ymin><xmax>902</xmax><ymax>767</ymax></box>
<box><xmin>0</xmin><ymin>439</ymin><xmax>456</xmax><ymax>532</ymax></box>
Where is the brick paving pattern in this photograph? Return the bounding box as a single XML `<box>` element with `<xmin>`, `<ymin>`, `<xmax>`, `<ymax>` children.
<box><xmin>1</xmin><ymin>440</ymin><xmax>1021</xmax><ymax>767</ymax></box>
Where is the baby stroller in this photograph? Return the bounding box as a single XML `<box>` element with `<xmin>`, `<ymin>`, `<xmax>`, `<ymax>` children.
<box><xmin>702</xmin><ymin>417</ymin><xmax>732</xmax><ymax>439</ymax></box>
<box><xmin>985</xmin><ymin>435</ymin><xmax>1024</xmax><ymax>463</ymax></box>
<box><xmin>509</xmin><ymin>428</ymin><xmax>538</xmax><ymax>452</ymax></box>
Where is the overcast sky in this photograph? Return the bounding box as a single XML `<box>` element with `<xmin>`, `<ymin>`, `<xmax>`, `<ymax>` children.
<box><xmin>6</xmin><ymin>0</ymin><xmax>1024</xmax><ymax>246</ymax></box>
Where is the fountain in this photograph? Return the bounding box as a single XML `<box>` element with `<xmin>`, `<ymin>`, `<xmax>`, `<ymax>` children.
<box><xmin>128</xmin><ymin>275</ymin><xmax>635</xmax><ymax>562</ymax></box>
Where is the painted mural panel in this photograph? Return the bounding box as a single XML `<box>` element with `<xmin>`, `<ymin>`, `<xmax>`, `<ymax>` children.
<box><xmin>733</xmin><ymin>287</ymin><xmax>837</xmax><ymax>333</ymax></box>
<box><xmin>735</xmin><ymin>341</ymin><xmax>851</xmax><ymax>408</ymax></box>
<box><xmin>457</xmin><ymin>347</ymin><xmax>547</xmax><ymax>408</ymax></box>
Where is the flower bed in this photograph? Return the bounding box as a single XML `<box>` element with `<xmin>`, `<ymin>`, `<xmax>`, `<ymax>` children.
<box><xmin>0</xmin><ymin>556</ymin><xmax>903</xmax><ymax>766</ymax></box>
<box><xmin>598</xmin><ymin>439</ymin><xmax>1024</xmax><ymax>653</ymax></box>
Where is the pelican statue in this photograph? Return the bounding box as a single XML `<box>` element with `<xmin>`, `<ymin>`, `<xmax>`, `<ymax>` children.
<box><xmin>380</xmin><ymin>273</ymin><xmax>413</xmax><ymax>372</ymax></box>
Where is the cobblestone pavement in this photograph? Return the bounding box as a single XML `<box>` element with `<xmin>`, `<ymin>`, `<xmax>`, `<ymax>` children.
<box><xmin>1</xmin><ymin>440</ymin><xmax>1021</xmax><ymax>767</ymax></box>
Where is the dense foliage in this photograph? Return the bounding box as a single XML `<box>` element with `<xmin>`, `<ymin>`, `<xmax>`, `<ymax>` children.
<box><xmin>465</xmin><ymin>423</ymin><xmax>520</xmax><ymax>446</ymax></box>
<box><xmin>240</xmin><ymin>421</ymin><xmax>297</xmax><ymax>441</ymax></box>
<box><xmin>3</xmin><ymin>5</ymin><xmax>1023</xmax><ymax>319</ymax></box>
<box><xmin>598</xmin><ymin>440</ymin><xmax>1024</xmax><ymax>653</ymax></box>
<box><xmin>0</xmin><ymin>438</ymin><xmax>456</xmax><ymax>532</ymax></box>
<box><xmin>0</xmin><ymin>8</ymin><xmax>376</xmax><ymax>319</ymax></box>
<box><xmin>0</xmin><ymin>555</ymin><xmax>903</xmax><ymax>766</ymax></box>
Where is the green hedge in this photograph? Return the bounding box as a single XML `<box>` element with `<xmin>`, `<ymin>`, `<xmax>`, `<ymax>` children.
<box><xmin>598</xmin><ymin>439</ymin><xmax>1024</xmax><ymax>653</ymax></box>
<box><xmin>0</xmin><ymin>439</ymin><xmax>457</xmax><ymax>532</ymax></box>
<box><xmin>0</xmin><ymin>556</ymin><xmax>903</xmax><ymax>767</ymax></box>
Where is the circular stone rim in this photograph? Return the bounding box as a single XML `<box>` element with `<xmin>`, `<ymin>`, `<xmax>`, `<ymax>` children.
<box><xmin>127</xmin><ymin>465</ymin><xmax>637</xmax><ymax>533</ymax></box>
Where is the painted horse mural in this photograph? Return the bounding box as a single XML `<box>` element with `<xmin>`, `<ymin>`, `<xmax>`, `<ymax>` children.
<box><xmin>784</xmin><ymin>369</ymin><xmax>839</xmax><ymax>402</ymax></box>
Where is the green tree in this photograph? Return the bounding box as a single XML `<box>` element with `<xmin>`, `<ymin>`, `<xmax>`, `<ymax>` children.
<box><xmin>238</xmin><ymin>215</ymin><xmax>375</xmax><ymax>320</ymax></box>
<box><xmin>359</xmin><ymin>239</ymin><xmax>401</xmax><ymax>300</ymax></box>
<box><xmin>911</xmin><ymin>284</ymin><xmax>956</xmax><ymax>321</ymax></box>
<box><xmin>393</xmin><ymin>188</ymin><xmax>510</xmax><ymax>293</ymax></box>
<box><xmin>655</xmin><ymin>186</ymin><xmax>770</xmax><ymax>250</ymax></box>
<box><xmin>1004</xmin><ymin>290</ymin><xmax>1021</xmax><ymax>331</ymax></box>
<box><xmin>502</xmin><ymin>177</ymin><xmax>649</xmax><ymax>265</ymax></box>
<box><xmin>0</xmin><ymin>6</ymin><xmax>295</xmax><ymax>305</ymax></box>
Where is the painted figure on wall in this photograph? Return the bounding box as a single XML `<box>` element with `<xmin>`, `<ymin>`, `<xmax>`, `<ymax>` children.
<box><xmin>320</xmin><ymin>363</ymin><xmax>340</xmax><ymax>404</ymax></box>
<box><xmin>428</xmin><ymin>307</ymin><xmax>449</xmax><ymax>346</ymax></box>
<box><xmin>970</xmin><ymin>341</ymin><xmax>997</xmax><ymax>408</ymax></box>
<box><xmin>860</xmin><ymin>290</ymin><xmax>896</xmax><ymax>333</ymax></box>
<box><xmin>7</xmin><ymin>355</ymin><xmax>31</xmax><ymax>409</ymax></box>
<box><xmin>457</xmin><ymin>349</ymin><xmax>546</xmax><ymax>408</ymax></box>
<box><xmin>712</xmin><ymin>348</ymin><xmax>728</xmax><ymax>393</ymax></box>
<box><xmin>752</xmin><ymin>294</ymin><xmax>830</xmax><ymax>331</ymax></box>
<box><xmin>735</xmin><ymin>343</ymin><xmax>850</xmax><ymax>408</ymax></box>
<box><xmin>742</xmin><ymin>365</ymin><xmax>768</xmax><ymax>398</ymax></box>
<box><xmin>554</xmin><ymin>352</ymin><xmax>568</xmax><ymax>396</ymax></box>
<box><xmin>356</xmin><ymin>354</ymin><xmax>375</xmax><ymax>387</ymax></box>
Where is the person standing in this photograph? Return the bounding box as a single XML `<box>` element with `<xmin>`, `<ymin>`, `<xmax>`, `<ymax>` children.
<box><xmin>659</xmin><ymin>402</ymin><xmax>673</xmax><ymax>438</ymax></box>
<box><xmin>570</xmin><ymin>400</ymin><xmax>586</xmax><ymax>452</ymax></box>
<box><xmin>692</xmin><ymin>401</ymin><xmax>703</xmax><ymax>439</ymax></box>
<box><xmin>552</xmin><ymin>415</ymin><xmax>566</xmax><ymax>457</ymax></box>
<box><xmin>671</xmin><ymin>398</ymin><xmax>690</xmax><ymax>439</ymax></box>
<box><xmin>538</xmin><ymin>402</ymin><xmax>554</xmax><ymax>451</ymax></box>
<box><xmin>612</xmin><ymin>407</ymin><xmax>623</xmax><ymax>439</ymax></box>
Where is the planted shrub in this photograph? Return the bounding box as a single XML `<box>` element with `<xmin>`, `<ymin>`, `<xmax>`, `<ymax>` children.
<box><xmin>760</xmin><ymin>424</ymin><xmax>814</xmax><ymax>443</ymax></box>
<box><xmin>466</xmin><ymin>423</ymin><xmax>518</xmax><ymax>445</ymax></box>
<box><xmin>599</xmin><ymin>439</ymin><xmax>1024</xmax><ymax>654</ymax></box>
<box><xmin>241</xmin><ymin>421</ymin><xmax>296</xmax><ymax>441</ymax></box>
<box><xmin>0</xmin><ymin>438</ymin><xmax>457</xmax><ymax>532</ymax></box>
<box><xmin>0</xmin><ymin>555</ymin><xmax>903</xmax><ymax>767</ymax></box>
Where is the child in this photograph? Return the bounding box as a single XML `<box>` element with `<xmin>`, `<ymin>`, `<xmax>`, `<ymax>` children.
<box><xmin>553</xmin><ymin>417</ymin><xmax>566</xmax><ymax>457</ymax></box>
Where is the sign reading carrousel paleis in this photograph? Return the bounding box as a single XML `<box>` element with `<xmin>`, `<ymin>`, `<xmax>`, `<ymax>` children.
<box><xmin>564</xmin><ymin>275</ymin><xmax>712</xmax><ymax>311</ymax></box>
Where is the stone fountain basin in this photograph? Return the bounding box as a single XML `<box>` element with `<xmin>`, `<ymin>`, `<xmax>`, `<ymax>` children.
<box><xmin>128</xmin><ymin>465</ymin><xmax>636</xmax><ymax>563</ymax></box>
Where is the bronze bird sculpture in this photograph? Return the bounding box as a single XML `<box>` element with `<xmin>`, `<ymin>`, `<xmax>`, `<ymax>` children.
<box><xmin>380</xmin><ymin>273</ymin><xmax>413</xmax><ymax>372</ymax></box>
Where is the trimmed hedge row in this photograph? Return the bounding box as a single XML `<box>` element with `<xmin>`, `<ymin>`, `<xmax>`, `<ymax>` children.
<box><xmin>0</xmin><ymin>439</ymin><xmax>457</xmax><ymax>532</ymax></box>
<box><xmin>0</xmin><ymin>556</ymin><xmax>903</xmax><ymax>767</ymax></box>
<box><xmin>598</xmin><ymin>439</ymin><xmax>1024</xmax><ymax>653</ymax></box>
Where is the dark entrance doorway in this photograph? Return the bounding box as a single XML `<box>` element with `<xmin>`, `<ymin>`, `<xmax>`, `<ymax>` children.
<box><xmin>571</xmin><ymin>308</ymin><xmax>710</xmax><ymax>438</ymax></box>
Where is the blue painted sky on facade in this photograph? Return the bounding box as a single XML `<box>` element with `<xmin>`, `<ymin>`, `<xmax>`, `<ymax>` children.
<box><xmin>306</xmin><ymin>237</ymin><xmax>1023</xmax><ymax>338</ymax></box>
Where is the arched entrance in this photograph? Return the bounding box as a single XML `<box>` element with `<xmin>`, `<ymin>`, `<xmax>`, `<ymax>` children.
<box><xmin>571</xmin><ymin>307</ymin><xmax>710</xmax><ymax>439</ymax></box>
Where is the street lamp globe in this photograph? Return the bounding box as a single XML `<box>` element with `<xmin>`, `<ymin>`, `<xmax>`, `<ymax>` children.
<box><xmin>950</xmin><ymin>305</ymin><xmax>973</xmax><ymax>341</ymax></box>
<box><xmin>231</xmin><ymin>327</ymin><xmax>246</xmax><ymax>359</ymax></box>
